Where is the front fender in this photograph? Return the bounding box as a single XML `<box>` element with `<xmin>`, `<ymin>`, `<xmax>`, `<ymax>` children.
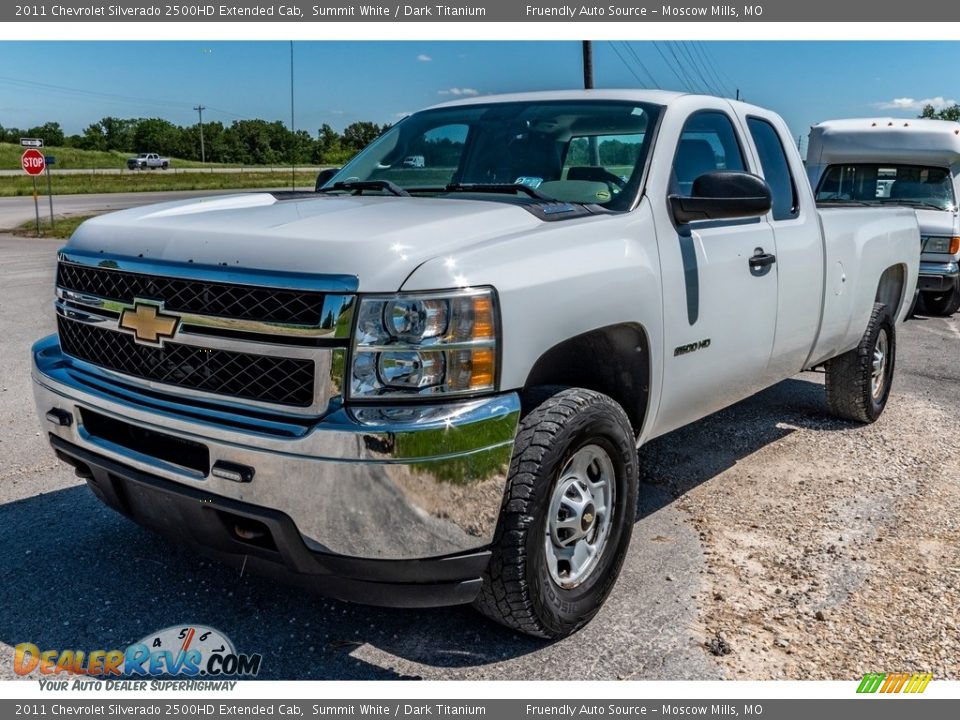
<box><xmin>400</xmin><ymin>200</ymin><xmax>665</xmax><ymax>414</ymax></box>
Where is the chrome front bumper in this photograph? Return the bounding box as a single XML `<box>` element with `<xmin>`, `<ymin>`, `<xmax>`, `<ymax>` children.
<box><xmin>918</xmin><ymin>261</ymin><xmax>960</xmax><ymax>293</ymax></box>
<box><xmin>32</xmin><ymin>334</ymin><xmax>520</xmax><ymax>562</ymax></box>
<box><xmin>919</xmin><ymin>260</ymin><xmax>960</xmax><ymax>279</ymax></box>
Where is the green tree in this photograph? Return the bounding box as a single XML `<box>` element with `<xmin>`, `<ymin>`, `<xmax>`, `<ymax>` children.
<box><xmin>920</xmin><ymin>104</ymin><xmax>960</xmax><ymax>121</ymax></box>
<box><xmin>79</xmin><ymin>122</ymin><xmax>107</xmax><ymax>151</ymax></box>
<box><xmin>97</xmin><ymin>117</ymin><xmax>138</xmax><ymax>152</ymax></box>
<box><xmin>342</xmin><ymin>121</ymin><xmax>387</xmax><ymax>153</ymax></box>
<box><xmin>26</xmin><ymin>121</ymin><xmax>65</xmax><ymax>147</ymax></box>
<box><xmin>223</xmin><ymin>119</ymin><xmax>290</xmax><ymax>165</ymax></box>
<box><xmin>131</xmin><ymin>118</ymin><xmax>181</xmax><ymax>156</ymax></box>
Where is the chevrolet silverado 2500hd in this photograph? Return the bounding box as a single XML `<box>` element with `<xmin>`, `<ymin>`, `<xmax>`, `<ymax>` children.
<box><xmin>33</xmin><ymin>91</ymin><xmax>920</xmax><ymax>638</ymax></box>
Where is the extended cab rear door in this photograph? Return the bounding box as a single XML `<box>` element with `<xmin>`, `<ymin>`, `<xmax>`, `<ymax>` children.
<box><xmin>738</xmin><ymin>109</ymin><xmax>825</xmax><ymax>378</ymax></box>
<box><xmin>647</xmin><ymin>98</ymin><xmax>779</xmax><ymax>437</ymax></box>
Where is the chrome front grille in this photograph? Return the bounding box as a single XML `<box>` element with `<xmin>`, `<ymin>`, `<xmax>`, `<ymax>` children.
<box><xmin>53</xmin><ymin>250</ymin><xmax>356</xmax><ymax>414</ymax></box>
<box><xmin>58</xmin><ymin>317</ymin><xmax>317</xmax><ymax>407</ymax></box>
<box><xmin>57</xmin><ymin>262</ymin><xmax>327</xmax><ymax>325</ymax></box>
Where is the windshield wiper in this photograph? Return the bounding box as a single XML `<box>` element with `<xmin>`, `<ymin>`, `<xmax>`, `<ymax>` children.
<box><xmin>880</xmin><ymin>199</ymin><xmax>950</xmax><ymax>211</ymax></box>
<box><xmin>816</xmin><ymin>199</ymin><xmax>874</xmax><ymax>206</ymax></box>
<box><xmin>318</xmin><ymin>180</ymin><xmax>410</xmax><ymax>197</ymax></box>
<box><xmin>442</xmin><ymin>182</ymin><xmax>554</xmax><ymax>201</ymax></box>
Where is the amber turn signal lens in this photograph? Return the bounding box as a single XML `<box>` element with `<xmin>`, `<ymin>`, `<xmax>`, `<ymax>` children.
<box><xmin>469</xmin><ymin>348</ymin><xmax>496</xmax><ymax>389</ymax></box>
<box><xmin>469</xmin><ymin>295</ymin><xmax>494</xmax><ymax>340</ymax></box>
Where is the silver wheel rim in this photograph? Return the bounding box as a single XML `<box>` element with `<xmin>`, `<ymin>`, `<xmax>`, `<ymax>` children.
<box><xmin>544</xmin><ymin>444</ymin><xmax>616</xmax><ymax>589</ymax></box>
<box><xmin>871</xmin><ymin>328</ymin><xmax>889</xmax><ymax>400</ymax></box>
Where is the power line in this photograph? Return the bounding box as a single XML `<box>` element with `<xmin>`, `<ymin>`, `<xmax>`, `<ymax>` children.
<box><xmin>667</xmin><ymin>40</ymin><xmax>702</xmax><ymax>92</ymax></box>
<box><xmin>681</xmin><ymin>41</ymin><xmax>721</xmax><ymax>95</ymax></box>
<box><xmin>623</xmin><ymin>42</ymin><xmax>661</xmax><ymax>89</ymax></box>
<box><xmin>0</xmin><ymin>74</ymin><xmax>249</xmax><ymax>123</ymax></box>
<box><xmin>698</xmin><ymin>42</ymin><xmax>738</xmax><ymax>98</ymax></box>
<box><xmin>675</xmin><ymin>41</ymin><xmax>710</xmax><ymax>93</ymax></box>
<box><xmin>608</xmin><ymin>41</ymin><xmax>647</xmax><ymax>88</ymax></box>
<box><xmin>692</xmin><ymin>41</ymin><xmax>733</xmax><ymax>97</ymax></box>
<box><xmin>652</xmin><ymin>41</ymin><xmax>692</xmax><ymax>92</ymax></box>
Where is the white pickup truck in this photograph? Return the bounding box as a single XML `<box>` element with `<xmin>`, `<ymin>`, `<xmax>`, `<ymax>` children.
<box><xmin>126</xmin><ymin>152</ymin><xmax>170</xmax><ymax>170</ymax></box>
<box><xmin>33</xmin><ymin>90</ymin><xmax>919</xmax><ymax>638</ymax></box>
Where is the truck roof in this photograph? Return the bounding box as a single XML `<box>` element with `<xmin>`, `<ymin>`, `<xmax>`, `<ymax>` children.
<box><xmin>427</xmin><ymin>89</ymin><xmax>766</xmax><ymax>114</ymax></box>
<box><xmin>807</xmin><ymin>117</ymin><xmax>960</xmax><ymax>166</ymax></box>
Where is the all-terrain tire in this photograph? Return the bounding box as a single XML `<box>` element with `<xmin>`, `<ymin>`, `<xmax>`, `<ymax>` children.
<box><xmin>824</xmin><ymin>302</ymin><xmax>895</xmax><ymax>423</ymax></box>
<box><xmin>473</xmin><ymin>386</ymin><xmax>638</xmax><ymax>638</ymax></box>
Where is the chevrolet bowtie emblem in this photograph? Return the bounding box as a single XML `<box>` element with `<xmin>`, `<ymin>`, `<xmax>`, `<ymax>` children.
<box><xmin>118</xmin><ymin>301</ymin><xmax>180</xmax><ymax>345</ymax></box>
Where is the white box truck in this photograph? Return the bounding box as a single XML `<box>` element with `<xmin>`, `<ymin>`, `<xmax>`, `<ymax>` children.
<box><xmin>808</xmin><ymin>118</ymin><xmax>960</xmax><ymax>315</ymax></box>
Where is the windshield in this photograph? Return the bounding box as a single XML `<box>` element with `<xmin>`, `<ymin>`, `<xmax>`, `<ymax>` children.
<box><xmin>816</xmin><ymin>163</ymin><xmax>957</xmax><ymax>211</ymax></box>
<box><xmin>324</xmin><ymin>100</ymin><xmax>662</xmax><ymax>211</ymax></box>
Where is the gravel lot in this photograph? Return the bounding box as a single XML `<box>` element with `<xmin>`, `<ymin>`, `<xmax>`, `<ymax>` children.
<box><xmin>1</xmin><ymin>233</ymin><xmax>957</xmax><ymax>681</ymax></box>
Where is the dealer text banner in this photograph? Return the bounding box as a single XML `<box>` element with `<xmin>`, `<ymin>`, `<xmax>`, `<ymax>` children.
<box><xmin>2</xmin><ymin>701</ymin><xmax>960</xmax><ymax>719</ymax></box>
<box><xmin>6</xmin><ymin>0</ymin><xmax>960</xmax><ymax>22</ymax></box>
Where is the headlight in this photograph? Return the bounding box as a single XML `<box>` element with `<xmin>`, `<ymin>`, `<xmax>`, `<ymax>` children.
<box><xmin>922</xmin><ymin>236</ymin><xmax>960</xmax><ymax>254</ymax></box>
<box><xmin>349</xmin><ymin>288</ymin><xmax>498</xmax><ymax>399</ymax></box>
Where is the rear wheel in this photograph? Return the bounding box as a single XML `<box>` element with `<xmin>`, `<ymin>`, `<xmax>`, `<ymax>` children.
<box><xmin>473</xmin><ymin>387</ymin><xmax>638</xmax><ymax>638</ymax></box>
<box><xmin>824</xmin><ymin>302</ymin><xmax>895</xmax><ymax>423</ymax></box>
<box><xmin>922</xmin><ymin>281</ymin><xmax>960</xmax><ymax>316</ymax></box>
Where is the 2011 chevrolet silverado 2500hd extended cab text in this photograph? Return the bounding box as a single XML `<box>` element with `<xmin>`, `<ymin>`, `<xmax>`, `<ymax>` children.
<box><xmin>32</xmin><ymin>91</ymin><xmax>920</xmax><ymax>638</ymax></box>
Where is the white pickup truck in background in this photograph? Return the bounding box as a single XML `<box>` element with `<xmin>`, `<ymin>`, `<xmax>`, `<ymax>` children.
<box><xmin>33</xmin><ymin>90</ymin><xmax>919</xmax><ymax>638</ymax></box>
<box><xmin>808</xmin><ymin>118</ymin><xmax>960</xmax><ymax>316</ymax></box>
<box><xmin>126</xmin><ymin>152</ymin><xmax>170</xmax><ymax>170</ymax></box>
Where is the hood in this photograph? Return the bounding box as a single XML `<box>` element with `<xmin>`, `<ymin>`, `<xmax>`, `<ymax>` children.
<box><xmin>913</xmin><ymin>207</ymin><xmax>960</xmax><ymax>237</ymax></box>
<box><xmin>66</xmin><ymin>193</ymin><xmax>544</xmax><ymax>291</ymax></box>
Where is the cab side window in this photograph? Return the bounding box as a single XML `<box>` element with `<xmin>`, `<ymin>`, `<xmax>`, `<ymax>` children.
<box><xmin>747</xmin><ymin>117</ymin><xmax>799</xmax><ymax>220</ymax></box>
<box><xmin>671</xmin><ymin>111</ymin><xmax>746</xmax><ymax>196</ymax></box>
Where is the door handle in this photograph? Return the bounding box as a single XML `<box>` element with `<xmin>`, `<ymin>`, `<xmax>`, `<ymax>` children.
<box><xmin>749</xmin><ymin>250</ymin><xmax>777</xmax><ymax>269</ymax></box>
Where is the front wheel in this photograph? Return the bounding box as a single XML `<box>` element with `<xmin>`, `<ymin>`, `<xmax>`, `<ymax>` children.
<box><xmin>824</xmin><ymin>302</ymin><xmax>895</xmax><ymax>423</ymax></box>
<box><xmin>473</xmin><ymin>387</ymin><xmax>638</xmax><ymax>638</ymax></box>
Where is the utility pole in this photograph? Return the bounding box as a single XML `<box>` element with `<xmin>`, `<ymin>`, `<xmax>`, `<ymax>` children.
<box><xmin>194</xmin><ymin>105</ymin><xmax>206</xmax><ymax>163</ymax></box>
<box><xmin>582</xmin><ymin>41</ymin><xmax>600</xmax><ymax>165</ymax></box>
<box><xmin>290</xmin><ymin>40</ymin><xmax>296</xmax><ymax>192</ymax></box>
<box><xmin>582</xmin><ymin>41</ymin><xmax>594</xmax><ymax>89</ymax></box>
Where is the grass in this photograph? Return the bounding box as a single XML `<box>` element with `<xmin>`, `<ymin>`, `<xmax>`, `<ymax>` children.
<box><xmin>0</xmin><ymin>170</ymin><xmax>319</xmax><ymax>197</ymax></box>
<box><xmin>14</xmin><ymin>214</ymin><xmax>95</xmax><ymax>239</ymax></box>
<box><xmin>0</xmin><ymin>142</ymin><xmax>217</xmax><ymax>170</ymax></box>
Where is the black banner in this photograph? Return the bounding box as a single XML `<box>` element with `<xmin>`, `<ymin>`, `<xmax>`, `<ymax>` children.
<box><xmin>6</xmin><ymin>1</ymin><xmax>958</xmax><ymax>23</ymax></box>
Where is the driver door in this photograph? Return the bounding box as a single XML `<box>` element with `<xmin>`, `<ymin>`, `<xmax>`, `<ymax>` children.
<box><xmin>652</xmin><ymin>109</ymin><xmax>779</xmax><ymax>436</ymax></box>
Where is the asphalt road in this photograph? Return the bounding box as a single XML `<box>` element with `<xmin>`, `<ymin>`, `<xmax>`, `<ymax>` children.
<box><xmin>0</xmin><ymin>234</ymin><xmax>956</xmax><ymax>680</ymax></box>
<box><xmin>0</xmin><ymin>167</ymin><xmax>325</xmax><ymax>178</ymax></box>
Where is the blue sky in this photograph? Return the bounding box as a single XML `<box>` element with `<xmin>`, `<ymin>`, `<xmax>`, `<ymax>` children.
<box><xmin>0</xmin><ymin>41</ymin><xmax>956</xmax><ymax>153</ymax></box>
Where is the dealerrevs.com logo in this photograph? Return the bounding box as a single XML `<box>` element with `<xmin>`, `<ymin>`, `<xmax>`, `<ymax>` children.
<box><xmin>14</xmin><ymin>625</ymin><xmax>262</xmax><ymax>681</ymax></box>
<box><xmin>857</xmin><ymin>672</ymin><xmax>933</xmax><ymax>694</ymax></box>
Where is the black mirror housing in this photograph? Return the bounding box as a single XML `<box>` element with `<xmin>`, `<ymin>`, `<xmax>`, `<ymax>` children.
<box><xmin>315</xmin><ymin>168</ymin><xmax>341</xmax><ymax>191</ymax></box>
<box><xmin>669</xmin><ymin>171</ymin><xmax>772</xmax><ymax>225</ymax></box>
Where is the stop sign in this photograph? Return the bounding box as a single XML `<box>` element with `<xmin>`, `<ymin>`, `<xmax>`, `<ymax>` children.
<box><xmin>21</xmin><ymin>148</ymin><xmax>46</xmax><ymax>176</ymax></box>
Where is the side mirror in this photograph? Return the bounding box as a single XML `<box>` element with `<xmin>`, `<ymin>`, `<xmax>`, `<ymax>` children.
<box><xmin>669</xmin><ymin>171</ymin><xmax>772</xmax><ymax>225</ymax></box>
<box><xmin>315</xmin><ymin>167</ymin><xmax>341</xmax><ymax>191</ymax></box>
